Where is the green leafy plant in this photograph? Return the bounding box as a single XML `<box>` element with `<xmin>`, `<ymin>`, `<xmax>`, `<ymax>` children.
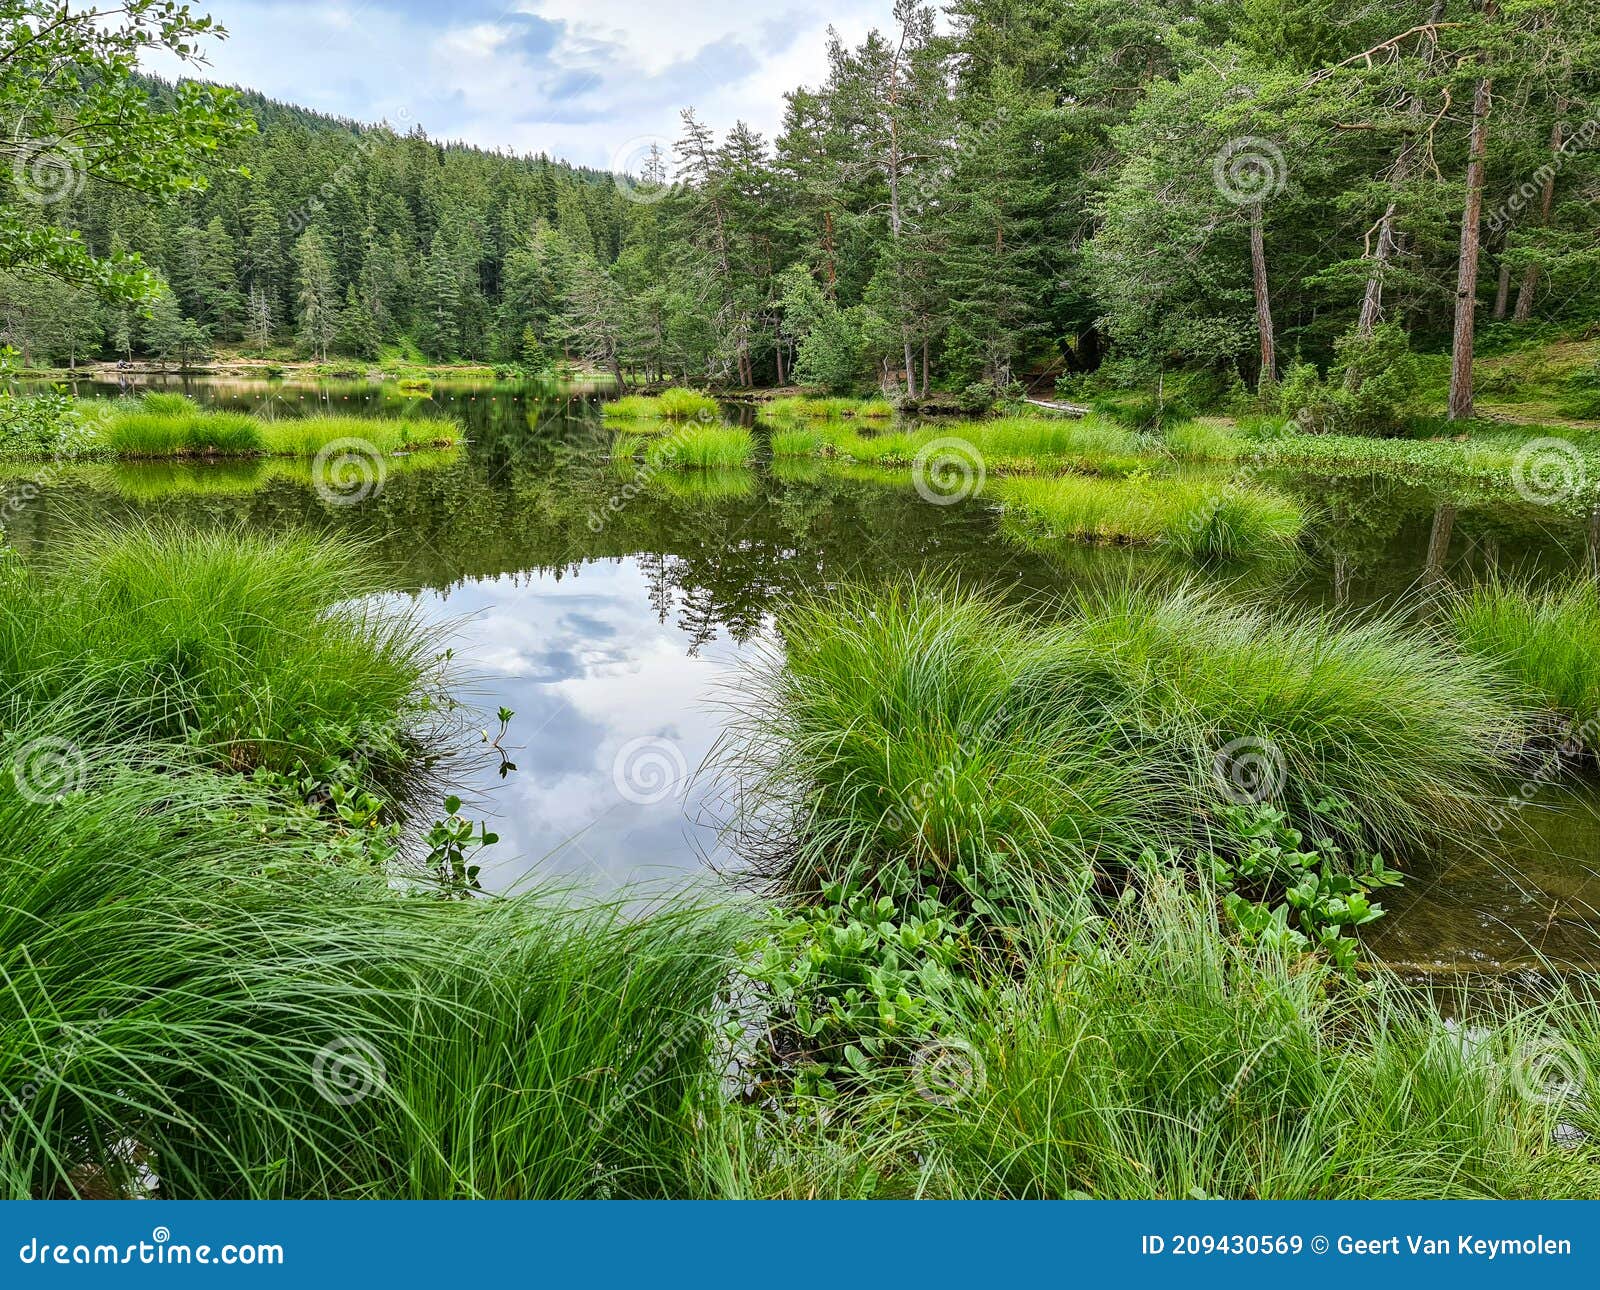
<box><xmin>1207</xmin><ymin>803</ymin><xmax>1402</xmax><ymax>970</ymax></box>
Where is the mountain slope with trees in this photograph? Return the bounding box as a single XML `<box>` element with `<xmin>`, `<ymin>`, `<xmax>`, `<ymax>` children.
<box><xmin>6</xmin><ymin>0</ymin><xmax>1600</xmax><ymax>422</ymax></box>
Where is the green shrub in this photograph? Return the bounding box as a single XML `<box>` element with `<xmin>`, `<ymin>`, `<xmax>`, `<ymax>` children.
<box><xmin>1278</xmin><ymin>324</ymin><xmax>1423</xmax><ymax>435</ymax></box>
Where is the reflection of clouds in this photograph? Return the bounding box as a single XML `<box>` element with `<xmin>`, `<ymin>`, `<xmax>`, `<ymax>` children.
<box><xmin>408</xmin><ymin>560</ymin><xmax>749</xmax><ymax>893</ymax></box>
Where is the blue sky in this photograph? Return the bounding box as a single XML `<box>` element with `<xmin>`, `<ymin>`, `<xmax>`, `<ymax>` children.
<box><xmin>143</xmin><ymin>0</ymin><xmax>891</xmax><ymax>170</ymax></box>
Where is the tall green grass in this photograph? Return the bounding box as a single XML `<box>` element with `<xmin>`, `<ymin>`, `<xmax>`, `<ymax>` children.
<box><xmin>769</xmin><ymin>426</ymin><xmax>826</xmax><ymax>459</ymax></box>
<box><xmin>820</xmin><ymin>416</ymin><xmax>1149</xmax><ymax>476</ymax></box>
<box><xmin>759</xmin><ymin>395</ymin><xmax>893</xmax><ymax>422</ymax></box>
<box><xmin>644</xmin><ymin>425</ymin><xmax>755</xmax><ymax>470</ymax></box>
<box><xmin>0</xmin><ymin>524</ymin><xmax>440</xmax><ymax>785</ymax></box>
<box><xmin>996</xmin><ymin>474</ymin><xmax>1304</xmax><ymax>561</ymax></box>
<box><xmin>721</xmin><ymin>581</ymin><xmax>1520</xmax><ymax>899</ymax></box>
<box><xmin>840</xmin><ymin>881</ymin><xmax>1600</xmax><ymax>1199</ymax></box>
<box><xmin>0</xmin><ymin>766</ymin><xmax>747</xmax><ymax>1199</ymax></box>
<box><xmin>72</xmin><ymin>394</ymin><xmax>461</xmax><ymax>460</ymax></box>
<box><xmin>602</xmin><ymin>388</ymin><xmax>720</xmax><ymax>422</ymax></box>
<box><xmin>1453</xmin><ymin>580</ymin><xmax>1600</xmax><ymax>751</ymax></box>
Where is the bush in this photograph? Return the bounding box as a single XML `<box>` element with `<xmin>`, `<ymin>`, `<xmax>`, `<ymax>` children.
<box><xmin>1278</xmin><ymin>324</ymin><xmax>1422</xmax><ymax>435</ymax></box>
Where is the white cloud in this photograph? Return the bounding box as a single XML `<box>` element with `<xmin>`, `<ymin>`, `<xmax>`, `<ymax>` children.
<box><xmin>142</xmin><ymin>0</ymin><xmax>891</xmax><ymax>168</ymax></box>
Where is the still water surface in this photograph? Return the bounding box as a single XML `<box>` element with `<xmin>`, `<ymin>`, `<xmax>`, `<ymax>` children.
<box><xmin>6</xmin><ymin>376</ymin><xmax>1598</xmax><ymax>970</ymax></box>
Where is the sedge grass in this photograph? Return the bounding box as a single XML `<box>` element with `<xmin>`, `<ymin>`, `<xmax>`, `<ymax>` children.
<box><xmin>0</xmin><ymin>765</ymin><xmax>748</xmax><ymax>1199</ymax></box>
<box><xmin>996</xmin><ymin>473</ymin><xmax>1304</xmax><ymax>561</ymax></box>
<box><xmin>603</xmin><ymin>388</ymin><xmax>721</xmax><ymax>422</ymax></box>
<box><xmin>769</xmin><ymin>426</ymin><xmax>826</xmax><ymax>459</ymax></box>
<box><xmin>643</xmin><ymin>425</ymin><xmax>755</xmax><ymax>470</ymax></box>
<box><xmin>759</xmin><ymin>395</ymin><xmax>894</xmax><ymax>423</ymax></box>
<box><xmin>1452</xmin><ymin>579</ymin><xmax>1600</xmax><ymax>751</ymax></box>
<box><xmin>720</xmin><ymin>580</ymin><xmax>1520</xmax><ymax>900</ymax></box>
<box><xmin>0</xmin><ymin>523</ymin><xmax>441</xmax><ymax>785</ymax></box>
<box><xmin>71</xmin><ymin>394</ymin><xmax>461</xmax><ymax>460</ymax></box>
<box><xmin>870</xmin><ymin>879</ymin><xmax>1600</xmax><ymax>1199</ymax></box>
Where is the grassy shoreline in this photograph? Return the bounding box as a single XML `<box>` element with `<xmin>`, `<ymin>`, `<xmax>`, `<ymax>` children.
<box><xmin>4</xmin><ymin>529</ymin><xmax>1600</xmax><ymax>1198</ymax></box>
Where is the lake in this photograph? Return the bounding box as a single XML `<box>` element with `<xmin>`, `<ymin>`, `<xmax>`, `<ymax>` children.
<box><xmin>6</xmin><ymin>374</ymin><xmax>1598</xmax><ymax>973</ymax></box>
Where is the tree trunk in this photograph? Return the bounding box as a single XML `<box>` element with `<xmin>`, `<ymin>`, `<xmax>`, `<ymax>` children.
<box><xmin>1425</xmin><ymin>501</ymin><xmax>1457</xmax><ymax>581</ymax></box>
<box><xmin>1355</xmin><ymin>201</ymin><xmax>1400</xmax><ymax>339</ymax></box>
<box><xmin>774</xmin><ymin>323</ymin><xmax>785</xmax><ymax>386</ymax></box>
<box><xmin>1513</xmin><ymin>113</ymin><xmax>1564</xmax><ymax>323</ymax></box>
<box><xmin>1249</xmin><ymin>201</ymin><xmax>1276</xmax><ymax>389</ymax></box>
<box><xmin>920</xmin><ymin>335</ymin><xmax>929</xmax><ymax>398</ymax></box>
<box><xmin>1448</xmin><ymin>73</ymin><xmax>1493</xmax><ymax>421</ymax></box>
<box><xmin>1589</xmin><ymin>503</ymin><xmax>1600</xmax><ymax>585</ymax></box>
<box><xmin>1492</xmin><ymin>261</ymin><xmax>1512</xmax><ymax>319</ymax></box>
<box><xmin>822</xmin><ymin>210</ymin><xmax>836</xmax><ymax>296</ymax></box>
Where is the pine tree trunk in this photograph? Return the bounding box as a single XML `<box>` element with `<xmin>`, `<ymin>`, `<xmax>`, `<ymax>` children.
<box><xmin>920</xmin><ymin>336</ymin><xmax>929</xmax><ymax>398</ymax></box>
<box><xmin>1448</xmin><ymin>73</ymin><xmax>1493</xmax><ymax>421</ymax></box>
<box><xmin>1513</xmin><ymin>114</ymin><xmax>1564</xmax><ymax>323</ymax></box>
<box><xmin>1492</xmin><ymin>261</ymin><xmax>1511</xmax><ymax>319</ymax></box>
<box><xmin>1356</xmin><ymin>201</ymin><xmax>1399</xmax><ymax>339</ymax></box>
<box><xmin>822</xmin><ymin>211</ymin><xmax>836</xmax><ymax>297</ymax></box>
<box><xmin>1249</xmin><ymin>201</ymin><xmax>1276</xmax><ymax>389</ymax></box>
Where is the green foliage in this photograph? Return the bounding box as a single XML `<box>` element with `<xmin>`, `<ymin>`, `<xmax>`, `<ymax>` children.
<box><xmin>1278</xmin><ymin>325</ymin><xmax>1423</xmax><ymax>436</ymax></box>
<box><xmin>779</xmin><ymin>261</ymin><xmax>866</xmax><ymax>394</ymax></box>
<box><xmin>742</xmin><ymin>873</ymin><xmax>970</xmax><ymax>1098</ymax></box>
<box><xmin>1451</xmin><ymin>579</ymin><xmax>1600</xmax><ymax>752</ymax></box>
<box><xmin>996</xmin><ymin>473</ymin><xmax>1305</xmax><ymax>560</ymax></box>
<box><xmin>1206</xmin><ymin>804</ymin><xmax>1401</xmax><ymax>970</ymax></box>
<box><xmin>0</xmin><ymin>2</ymin><xmax>251</xmax><ymax>302</ymax></box>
